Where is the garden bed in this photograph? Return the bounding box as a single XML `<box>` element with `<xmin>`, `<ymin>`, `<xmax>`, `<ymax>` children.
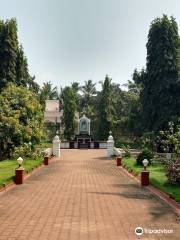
<box><xmin>122</xmin><ymin>157</ymin><xmax>180</xmax><ymax>203</ymax></box>
<box><xmin>0</xmin><ymin>157</ymin><xmax>44</xmax><ymax>190</ymax></box>
<box><xmin>36</xmin><ymin>141</ymin><xmax>52</xmax><ymax>149</ymax></box>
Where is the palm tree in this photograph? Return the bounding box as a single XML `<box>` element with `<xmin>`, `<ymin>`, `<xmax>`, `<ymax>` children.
<box><xmin>71</xmin><ymin>82</ymin><xmax>80</xmax><ymax>94</ymax></box>
<box><xmin>39</xmin><ymin>82</ymin><xmax>58</xmax><ymax>108</ymax></box>
<box><xmin>81</xmin><ymin>80</ymin><xmax>96</xmax><ymax>109</ymax></box>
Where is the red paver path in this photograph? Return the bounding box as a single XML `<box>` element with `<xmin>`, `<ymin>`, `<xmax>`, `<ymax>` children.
<box><xmin>0</xmin><ymin>149</ymin><xmax>179</xmax><ymax>240</ymax></box>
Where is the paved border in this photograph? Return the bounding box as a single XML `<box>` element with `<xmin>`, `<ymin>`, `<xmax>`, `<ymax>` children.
<box><xmin>0</xmin><ymin>149</ymin><xmax>179</xmax><ymax>240</ymax></box>
<box><xmin>114</xmin><ymin>158</ymin><xmax>180</xmax><ymax>215</ymax></box>
<box><xmin>0</xmin><ymin>156</ymin><xmax>58</xmax><ymax>196</ymax></box>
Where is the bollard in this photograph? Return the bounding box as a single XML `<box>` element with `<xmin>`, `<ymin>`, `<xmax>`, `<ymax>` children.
<box><xmin>44</xmin><ymin>156</ymin><xmax>49</xmax><ymax>165</ymax></box>
<box><xmin>53</xmin><ymin>135</ymin><xmax>61</xmax><ymax>157</ymax></box>
<box><xmin>116</xmin><ymin>157</ymin><xmax>122</xmax><ymax>166</ymax></box>
<box><xmin>107</xmin><ymin>131</ymin><xmax>114</xmax><ymax>157</ymax></box>
<box><xmin>141</xmin><ymin>171</ymin><xmax>149</xmax><ymax>186</ymax></box>
<box><xmin>15</xmin><ymin>167</ymin><xmax>24</xmax><ymax>184</ymax></box>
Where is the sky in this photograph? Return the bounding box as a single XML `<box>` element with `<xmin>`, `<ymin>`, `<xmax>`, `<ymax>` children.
<box><xmin>0</xmin><ymin>0</ymin><xmax>180</xmax><ymax>89</ymax></box>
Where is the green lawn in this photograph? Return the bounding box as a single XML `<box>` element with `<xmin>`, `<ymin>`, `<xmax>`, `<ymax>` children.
<box><xmin>0</xmin><ymin>157</ymin><xmax>43</xmax><ymax>189</ymax></box>
<box><xmin>123</xmin><ymin>158</ymin><xmax>180</xmax><ymax>202</ymax></box>
<box><xmin>115</xmin><ymin>137</ymin><xmax>141</xmax><ymax>149</ymax></box>
<box><xmin>36</xmin><ymin>141</ymin><xmax>52</xmax><ymax>149</ymax></box>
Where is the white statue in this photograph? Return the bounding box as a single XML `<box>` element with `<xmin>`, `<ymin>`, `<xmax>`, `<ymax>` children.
<box><xmin>78</xmin><ymin>114</ymin><xmax>90</xmax><ymax>135</ymax></box>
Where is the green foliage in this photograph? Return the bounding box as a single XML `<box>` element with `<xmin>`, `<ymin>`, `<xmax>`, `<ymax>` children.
<box><xmin>71</xmin><ymin>82</ymin><xmax>81</xmax><ymax>109</ymax></box>
<box><xmin>178</xmin><ymin>39</ymin><xmax>180</xmax><ymax>78</ymax></box>
<box><xmin>0</xmin><ymin>156</ymin><xmax>44</xmax><ymax>187</ymax></box>
<box><xmin>77</xmin><ymin>80</ymin><xmax>97</xmax><ymax>136</ymax></box>
<box><xmin>141</xmin><ymin>15</ymin><xmax>180</xmax><ymax>131</ymax></box>
<box><xmin>122</xmin><ymin>145</ymin><xmax>131</xmax><ymax>158</ymax></box>
<box><xmin>115</xmin><ymin>136</ymin><xmax>141</xmax><ymax>149</ymax></box>
<box><xmin>44</xmin><ymin>122</ymin><xmax>60</xmax><ymax>141</ymax></box>
<box><xmin>0</xmin><ymin>18</ymin><xmax>18</xmax><ymax>90</ymax></box>
<box><xmin>136</xmin><ymin>149</ymin><xmax>154</xmax><ymax>165</ymax></box>
<box><xmin>141</xmin><ymin>132</ymin><xmax>157</xmax><ymax>152</ymax></box>
<box><xmin>80</xmin><ymin>79</ymin><xmax>96</xmax><ymax>111</ymax></box>
<box><xmin>125</xmin><ymin>16</ymin><xmax>180</xmax><ymax>135</ymax></box>
<box><xmin>27</xmin><ymin>76</ymin><xmax>40</xmax><ymax>93</ymax></box>
<box><xmin>13</xmin><ymin>142</ymin><xmax>43</xmax><ymax>160</ymax></box>
<box><xmin>16</xmin><ymin>44</ymin><xmax>29</xmax><ymax>87</ymax></box>
<box><xmin>110</xmin><ymin>84</ymin><xmax>126</xmax><ymax>137</ymax></box>
<box><xmin>123</xmin><ymin>157</ymin><xmax>180</xmax><ymax>202</ymax></box>
<box><xmin>116</xmin><ymin>68</ymin><xmax>145</xmax><ymax>136</ymax></box>
<box><xmin>62</xmin><ymin>87</ymin><xmax>77</xmax><ymax>140</ymax></box>
<box><xmin>97</xmin><ymin>75</ymin><xmax>114</xmax><ymax>140</ymax></box>
<box><xmin>39</xmin><ymin>82</ymin><xmax>58</xmax><ymax>109</ymax></box>
<box><xmin>166</xmin><ymin>160</ymin><xmax>180</xmax><ymax>185</ymax></box>
<box><xmin>71</xmin><ymin>82</ymin><xmax>80</xmax><ymax>94</ymax></box>
<box><xmin>111</xmin><ymin>78</ymin><xmax>143</xmax><ymax>137</ymax></box>
<box><xmin>158</xmin><ymin>121</ymin><xmax>180</xmax><ymax>158</ymax></box>
<box><xmin>12</xmin><ymin>142</ymin><xmax>32</xmax><ymax>159</ymax></box>
<box><xmin>0</xmin><ymin>18</ymin><xmax>39</xmax><ymax>93</ymax></box>
<box><xmin>125</xmin><ymin>68</ymin><xmax>146</xmax><ymax>95</ymax></box>
<box><xmin>0</xmin><ymin>84</ymin><xmax>44</xmax><ymax>158</ymax></box>
<box><xmin>125</xmin><ymin>92</ymin><xmax>143</xmax><ymax>136</ymax></box>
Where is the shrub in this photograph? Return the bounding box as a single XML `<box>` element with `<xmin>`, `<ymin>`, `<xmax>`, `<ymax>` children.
<box><xmin>12</xmin><ymin>143</ymin><xmax>43</xmax><ymax>161</ymax></box>
<box><xmin>122</xmin><ymin>145</ymin><xmax>131</xmax><ymax>158</ymax></box>
<box><xmin>124</xmin><ymin>150</ymin><xmax>131</xmax><ymax>158</ymax></box>
<box><xmin>31</xmin><ymin>148</ymin><xmax>44</xmax><ymax>160</ymax></box>
<box><xmin>0</xmin><ymin>84</ymin><xmax>44</xmax><ymax>158</ymax></box>
<box><xmin>158</xmin><ymin>122</ymin><xmax>180</xmax><ymax>158</ymax></box>
<box><xmin>141</xmin><ymin>132</ymin><xmax>156</xmax><ymax>152</ymax></box>
<box><xmin>12</xmin><ymin>143</ymin><xmax>32</xmax><ymax>159</ymax></box>
<box><xmin>136</xmin><ymin>149</ymin><xmax>154</xmax><ymax>165</ymax></box>
<box><xmin>166</xmin><ymin>160</ymin><xmax>180</xmax><ymax>185</ymax></box>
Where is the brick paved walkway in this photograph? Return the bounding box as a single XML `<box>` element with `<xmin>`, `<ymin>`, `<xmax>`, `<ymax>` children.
<box><xmin>0</xmin><ymin>149</ymin><xmax>179</xmax><ymax>240</ymax></box>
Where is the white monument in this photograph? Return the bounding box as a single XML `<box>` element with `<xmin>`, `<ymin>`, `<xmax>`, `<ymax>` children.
<box><xmin>53</xmin><ymin>135</ymin><xmax>61</xmax><ymax>157</ymax></box>
<box><xmin>107</xmin><ymin>131</ymin><xmax>114</xmax><ymax>157</ymax></box>
<box><xmin>78</xmin><ymin>114</ymin><xmax>91</xmax><ymax>135</ymax></box>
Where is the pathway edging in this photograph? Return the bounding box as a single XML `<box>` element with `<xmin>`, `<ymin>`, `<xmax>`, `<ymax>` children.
<box><xmin>0</xmin><ymin>156</ymin><xmax>58</xmax><ymax>196</ymax></box>
<box><xmin>115</xmin><ymin>159</ymin><xmax>180</xmax><ymax>215</ymax></box>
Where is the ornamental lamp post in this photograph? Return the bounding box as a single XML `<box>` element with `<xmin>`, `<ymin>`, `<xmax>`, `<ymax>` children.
<box><xmin>116</xmin><ymin>151</ymin><xmax>122</xmax><ymax>166</ymax></box>
<box><xmin>141</xmin><ymin>159</ymin><xmax>150</xmax><ymax>186</ymax></box>
<box><xmin>44</xmin><ymin>150</ymin><xmax>49</xmax><ymax>165</ymax></box>
<box><xmin>15</xmin><ymin>157</ymin><xmax>24</xmax><ymax>185</ymax></box>
<box><xmin>142</xmin><ymin>159</ymin><xmax>149</xmax><ymax>171</ymax></box>
<box><xmin>17</xmin><ymin>157</ymin><xmax>24</xmax><ymax>168</ymax></box>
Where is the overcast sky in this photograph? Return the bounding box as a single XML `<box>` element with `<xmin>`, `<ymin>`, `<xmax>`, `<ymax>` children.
<box><xmin>0</xmin><ymin>0</ymin><xmax>180</xmax><ymax>89</ymax></box>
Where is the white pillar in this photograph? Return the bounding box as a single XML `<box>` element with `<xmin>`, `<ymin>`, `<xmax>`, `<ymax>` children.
<box><xmin>107</xmin><ymin>132</ymin><xmax>114</xmax><ymax>157</ymax></box>
<box><xmin>89</xmin><ymin>119</ymin><xmax>91</xmax><ymax>135</ymax></box>
<box><xmin>53</xmin><ymin>135</ymin><xmax>61</xmax><ymax>157</ymax></box>
<box><xmin>78</xmin><ymin>119</ymin><xmax>80</xmax><ymax>134</ymax></box>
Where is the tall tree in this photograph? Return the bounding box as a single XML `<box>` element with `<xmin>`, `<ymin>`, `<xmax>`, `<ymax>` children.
<box><xmin>81</xmin><ymin>80</ymin><xmax>96</xmax><ymax>110</ymax></box>
<box><xmin>39</xmin><ymin>82</ymin><xmax>58</xmax><ymax>108</ymax></box>
<box><xmin>71</xmin><ymin>82</ymin><xmax>81</xmax><ymax>110</ymax></box>
<box><xmin>0</xmin><ymin>19</ymin><xmax>18</xmax><ymax>91</ymax></box>
<box><xmin>0</xmin><ymin>18</ymin><xmax>39</xmax><ymax>93</ymax></box>
<box><xmin>97</xmin><ymin>75</ymin><xmax>114</xmax><ymax>140</ymax></box>
<box><xmin>62</xmin><ymin>87</ymin><xmax>77</xmax><ymax>140</ymax></box>
<box><xmin>16</xmin><ymin>44</ymin><xmax>29</xmax><ymax>87</ymax></box>
<box><xmin>28</xmin><ymin>75</ymin><xmax>40</xmax><ymax>94</ymax></box>
<box><xmin>142</xmin><ymin>15</ymin><xmax>180</xmax><ymax>131</ymax></box>
<box><xmin>71</xmin><ymin>82</ymin><xmax>80</xmax><ymax>94</ymax></box>
<box><xmin>124</xmin><ymin>71</ymin><xmax>144</xmax><ymax>136</ymax></box>
<box><xmin>178</xmin><ymin>38</ymin><xmax>180</xmax><ymax>78</ymax></box>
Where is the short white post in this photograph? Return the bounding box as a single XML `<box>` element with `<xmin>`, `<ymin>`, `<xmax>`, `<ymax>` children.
<box><xmin>107</xmin><ymin>131</ymin><xmax>114</xmax><ymax>157</ymax></box>
<box><xmin>53</xmin><ymin>135</ymin><xmax>61</xmax><ymax>157</ymax></box>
